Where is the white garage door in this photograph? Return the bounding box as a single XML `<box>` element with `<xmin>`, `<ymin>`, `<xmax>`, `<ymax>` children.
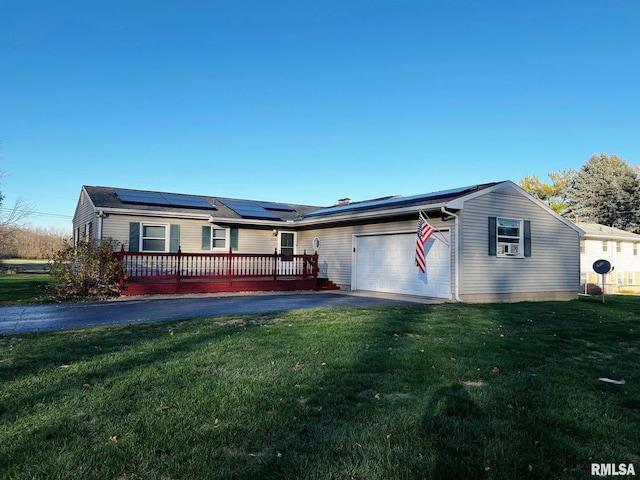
<box><xmin>354</xmin><ymin>231</ymin><xmax>450</xmax><ymax>298</ymax></box>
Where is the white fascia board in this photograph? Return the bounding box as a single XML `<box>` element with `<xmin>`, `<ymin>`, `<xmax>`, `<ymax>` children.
<box><xmin>100</xmin><ymin>207</ymin><xmax>213</xmax><ymax>221</ymax></box>
<box><xmin>445</xmin><ymin>180</ymin><xmax>585</xmax><ymax>237</ymax></box>
<box><xmin>207</xmin><ymin>216</ymin><xmax>290</xmax><ymax>227</ymax></box>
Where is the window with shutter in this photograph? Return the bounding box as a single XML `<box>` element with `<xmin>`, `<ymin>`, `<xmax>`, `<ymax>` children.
<box><xmin>201</xmin><ymin>226</ymin><xmax>238</xmax><ymax>251</ymax></box>
<box><xmin>489</xmin><ymin>217</ymin><xmax>530</xmax><ymax>258</ymax></box>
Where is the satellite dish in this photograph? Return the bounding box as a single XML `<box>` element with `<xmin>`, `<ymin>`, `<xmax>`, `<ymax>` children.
<box><xmin>593</xmin><ymin>259</ymin><xmax>612</xmax><ymax>275</ymax></box>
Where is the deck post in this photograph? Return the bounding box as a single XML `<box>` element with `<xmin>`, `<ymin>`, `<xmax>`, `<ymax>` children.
<box><xmin>302</xmin><ymin>250</ymin><xmax>307</xmax><ymax>277</ymax></box>
<box><xmin>227</xmin><ymin>248</ymin><xmax>233</xmax><ymax>288</ymax></box>
<box><xmin>313</xmin><ymin>252</ymin><xmax>319</xmax><ymax>277</ymax></box>
<box><xmin>273</xmin><ymin>248</ymin><xmax>278</xmax><ymax>281</ymax></box>
<box><xmin>176</xmin><ymin>247</ymin><xmax>182</xmax><ymax>290</ymax></box>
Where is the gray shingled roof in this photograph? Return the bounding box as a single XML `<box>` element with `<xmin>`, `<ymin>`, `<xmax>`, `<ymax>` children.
<box><xmin>301</xmin><ymin>182</ymin><xmax>501</xmax><ymax>218</ymax></box>
<box><xmin>83</xmin><ymin>182</ymin><xmax>504</xmax><ymax>223</ymax></box>
<box><xmin>577</xmin><ymin>222</ymin><xmax>640</xmax><ymax>240</ymax></box>
<box><xmin>83</xmin><ymin>186</ymin><xmax>322</xmax><ymax>221</ymax></box>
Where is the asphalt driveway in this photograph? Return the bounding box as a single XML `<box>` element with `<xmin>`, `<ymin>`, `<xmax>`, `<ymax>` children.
<box><xmin>0</xmin><ymin>291</ymin><xmax>432</xmax><ymax>335</ymax></box>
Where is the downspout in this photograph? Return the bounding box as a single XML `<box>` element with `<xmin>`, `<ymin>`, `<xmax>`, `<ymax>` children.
<box><xmin>97</xmin><ymin>210</ymin><xmax>104</xmax><ymax>241</ymax></box>
<box><xmin>441</xmin><ymin>206</ymin><xmax>462</xmax><ymax>303</ymax></box>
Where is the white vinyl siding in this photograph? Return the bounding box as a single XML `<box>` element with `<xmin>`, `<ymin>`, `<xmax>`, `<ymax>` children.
<box><xmin>459</xmin><ymin>190</ymin><xmax>580</xmax><ymax>295</ymax></box>
<box><xmin>580</xmin><ymin>236</ymin><xmax>640</xmax><ymax>287</ymax></box>
<box><xmin>72</xmin><ymin>188</ymin><xmax>97</xmax><ymax>243</ymax></box>
<box><xmin>101</xmin><ymin>214</ymin><xmax>277</xmax><ymax>253</ymax></box>
<box><xmin>297</xmin><ymin>217</ymin><xmax>452</xmax><ymax>289</ymax></box>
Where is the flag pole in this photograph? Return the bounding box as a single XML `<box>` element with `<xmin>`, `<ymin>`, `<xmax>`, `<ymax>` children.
<box><xmin>419</xmin><ymin>210</ymin><xmax>450</xmax><ymax>246</ymax></box>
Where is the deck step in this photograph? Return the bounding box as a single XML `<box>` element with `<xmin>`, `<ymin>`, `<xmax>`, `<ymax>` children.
<box><xmin>316</xmin><ymin>278</ymin><xmax>341</xmax><ymax>291</ymax></box>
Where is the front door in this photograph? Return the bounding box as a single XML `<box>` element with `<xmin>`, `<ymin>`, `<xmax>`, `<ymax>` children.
<box><xmin>278</xmin><ymin>231</ymin><xmax>295</xmax><ymax>255</ymax></box>
<box><xmin>277</xmin><ymin>231</ymin><xmax>296</xmax><ymax>275</ymax></box>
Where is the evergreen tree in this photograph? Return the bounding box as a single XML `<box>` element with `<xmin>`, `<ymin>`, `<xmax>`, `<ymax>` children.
<box><xmin>570</xmin><ymin>153</ymin><xmax>640</xmax><ymax>231</ymax></box>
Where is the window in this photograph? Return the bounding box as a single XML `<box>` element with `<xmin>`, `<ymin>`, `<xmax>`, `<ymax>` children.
<box><xmin>488</xmin><ymin>217</ymin><xmax>531</xmax><ymax>258</ymax></box>
<box><xmin>201</xmin><ymin>226</ymin><xmax>238</xmax><ymax>251</ymax></box>
<box><xmin>580</xmin><ymin>239</ymin><xmax>585</xmax><ymax>254</ymax></box>
<box><xmin>128</xmin><ymin>222</ymin><xmax>179</xmax><ymax>253</ymax></box>
<box><xmin>602</xmin><ymin>241</ymin><xmax>608</xmax><ymax>252</ymax></box>
<box><xmin>211</xmin><ymin>227</ymin><xmax>228</xmax><ymax>250</ymax></box>
<box><xmin>634</xmin><ymin>243</ymin><xmax>638</xmax><ymax>256</ymax></box>
<box><xmin>142</xmin><ymin>224</ymin><xmax>168</xmax><ymax>252</ymax></box>
<box><xmin>626</xmin><ymin>272</ymin><xmax>634</xmax><ymax>285</ymax></box>
<box><xmin>497</xmin><ymin>218</ymin><xmax>521</xmax><ymax>256</ymax></box>
<box><xmin>616</xmin><ymin>241</ymin><xmax>622</xmax><ymax>253</ymax></box>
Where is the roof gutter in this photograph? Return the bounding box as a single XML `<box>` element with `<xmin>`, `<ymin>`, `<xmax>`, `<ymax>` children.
<box><xmin>97</xmin><ymin>207</ymin><xmax>214</xmax><ymax>221</ymax></box>
<box><xmin>441</xmin><ymin>206</ymin><xmax>462</xmax><ymax>303</ymax></box>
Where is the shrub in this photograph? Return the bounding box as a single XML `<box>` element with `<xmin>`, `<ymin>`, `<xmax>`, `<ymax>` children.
<box><xmin>48</xmin><ymin>236</ymin><xmax>124</xmax><ymax>298</ymax></box>
<box><xmin>581</xmin><ymin>283</ymin><xmax>603</xmax><ymax>295</ymax></box>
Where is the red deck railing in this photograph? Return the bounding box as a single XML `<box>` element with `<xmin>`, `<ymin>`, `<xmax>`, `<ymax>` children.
<box><xmin>117</xmin><ymin>246</ymin><xmax>319</xmax><ymax>292</ymax></box>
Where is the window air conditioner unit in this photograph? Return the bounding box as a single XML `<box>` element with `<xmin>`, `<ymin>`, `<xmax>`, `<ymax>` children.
<box><xmin>498</xmin><ymin>243</ymin><xmax>519</xmax><ymax>256</ymax></box>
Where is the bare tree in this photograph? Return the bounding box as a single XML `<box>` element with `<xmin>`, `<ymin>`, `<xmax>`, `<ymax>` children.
<box><xmin>0</xmin><ymin>170</ymin><xmax>34</xmax><ymax>254</ymax></box>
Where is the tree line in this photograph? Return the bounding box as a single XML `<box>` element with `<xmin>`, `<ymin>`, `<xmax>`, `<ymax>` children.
<box><xmin>0</xmin><ymin>225</ymin><xmax>70</xmax><ymax>259</ymax></box>
<box><xmin>520</xmin><ymin>153</ymin><xmax>640</xmax><ymax>232</ymax></box>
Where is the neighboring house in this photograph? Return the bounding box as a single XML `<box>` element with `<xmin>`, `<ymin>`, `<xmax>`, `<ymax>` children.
<box><xmin>73</xmin><ymin>181</ymin><xmax>584</xmax><ymax>302</ymax></box>
<box><xmin>578</xmin><ymin>222</ymin><xmax>640</xmax><ymax>294</ymax></box>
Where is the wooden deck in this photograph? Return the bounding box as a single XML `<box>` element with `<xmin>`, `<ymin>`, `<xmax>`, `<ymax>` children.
<box><xmin>118</xmin><ymin>247</ymin><xmax>321</xmax><ymax>296</ymax></box>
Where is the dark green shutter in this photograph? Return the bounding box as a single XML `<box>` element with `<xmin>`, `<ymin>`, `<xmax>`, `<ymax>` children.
<box><xmin>201</xmin><ymin>226</ymin><xmax>211</xmax><ymax>250</ymax></box>
<box><xmin>170</xmin><ymin>224</ymin><xmax>180</xmax><ymax>252</ymax></box>
<box><xmin>488</xmin><ymin>217</ymin><xmax>497</xmax><ymax>256</ymax></box>
<box><xmin>230</xmin><ymin>228</ymin><xmax>239</xmax><ymax>251</ymax></box>
<box><xmin>129</xmin><ymin>222</ymin><xmax>140</xmax><ymax>252</ymax></box>
<box><xmin>523</xmin><ymin>220</ymin><xmax>532</xmax><ymax>257</ymax></box>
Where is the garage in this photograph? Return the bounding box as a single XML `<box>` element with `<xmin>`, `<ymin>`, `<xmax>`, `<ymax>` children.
<box><xmin>354</xmin><ymin>231</ymin><xmax>451</xmax><ymax>298</ymax></box>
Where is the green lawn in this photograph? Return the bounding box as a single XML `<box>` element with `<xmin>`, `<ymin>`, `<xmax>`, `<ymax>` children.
<box><xmin>0</xmin><ymin>274</ymin><xmax>52</xmax><ymax>305</ymax></box>
<box><xmin>1</xmin><ymin>297</ymin><xmax>639</xmax><ymax>479</ymax></box>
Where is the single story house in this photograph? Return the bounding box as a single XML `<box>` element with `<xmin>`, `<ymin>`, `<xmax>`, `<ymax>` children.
<box><xmin>73</xmin><ymin>180</ymin><xmax>584</xmax><ymax>302</ymax></box>
<box><xmin>578</xmin><ymin>222</ymin><xmax>640</xmax><ymax>294</ymax></box>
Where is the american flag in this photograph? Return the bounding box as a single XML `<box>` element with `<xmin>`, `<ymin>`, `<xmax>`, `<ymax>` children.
<box><xmin>415</xmin><ymin>213</ymin><xmax>435</xmax><ymax>273</ymax></box>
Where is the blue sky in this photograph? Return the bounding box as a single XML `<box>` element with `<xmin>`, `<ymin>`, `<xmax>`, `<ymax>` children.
<box><xmin>1</xmin><ymin>0</ymin><xmax>639</xmax><ymax>231</ymax></box>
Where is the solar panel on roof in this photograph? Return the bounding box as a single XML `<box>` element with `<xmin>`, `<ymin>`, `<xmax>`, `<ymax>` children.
<box><xmin>220</xmin><ymin>199</ymin><xmax>281</xmax><ymax>220</ymax></box>
<box><xmin>302</xmin><ymin>185</ymin><xmax>481</xmax><ymax>218</ymax></box>
<box><xmin>256</xmin><ymin>201</ymin><xmax>295</xmax><ymax>212</ymax></box>
<box><xmin>115</xmin><ymin>189</ymin><xmax>216</xmax><ymax>210</ymax></box>
<box><xmin>115</xmin><ymin>190</ymin><xmax>170</xmax><ymax>206</ymax></box>
<box><xmin>162</xmin><ymin>193</ymin><xmax>216</xmax><ymax>209</ymax></box>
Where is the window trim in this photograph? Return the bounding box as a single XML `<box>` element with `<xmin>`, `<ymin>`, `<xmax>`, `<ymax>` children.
<box><xmin>140</xmin><ymin>222</ymin><xmax>169</xmax><ymax>253</ymax></box>
<box><xmin>210</xmin><ymin>226</ymin><xmax>230</xmax><ymax>252</ymax></box>
<box><xmin>278</xmin><ymin>231</ymin><xmax>297</xmax><ymax>256</ymax></box>
<box><xmin>496</xmin><ymin>217</ymin><xmax>525</xmax><ymax>258</ymax></box>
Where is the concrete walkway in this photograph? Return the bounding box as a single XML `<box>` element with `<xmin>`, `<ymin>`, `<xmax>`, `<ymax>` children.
<box><xmin>0</xmin><ymin>291</ymin><xmax>441</xmax><ymax>336</ymax></box>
